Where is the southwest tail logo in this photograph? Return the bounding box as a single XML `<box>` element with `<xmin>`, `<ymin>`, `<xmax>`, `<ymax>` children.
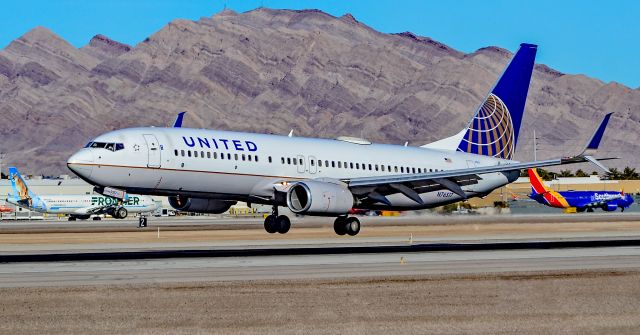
<box><xmin>528</xmin><ymin>168</ymin><xmax>570</xmax><ymax>208</ymax></box>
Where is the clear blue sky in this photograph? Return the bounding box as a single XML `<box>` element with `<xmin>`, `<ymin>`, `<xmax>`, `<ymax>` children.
<box><xmin>2</xmin><ymin>0</ymin><xmax>638</xmax><ymax>87</ymax></box>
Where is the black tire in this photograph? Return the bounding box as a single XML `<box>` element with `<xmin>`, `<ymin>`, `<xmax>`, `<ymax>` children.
<box><xmin>346</xmin><ymin>217</ymin><xmax>361</xmax><ymax>236</ymax></box>
<box><xmin>334</xmin><ymin>217</ymin><xmax>347</xmax><ymax>236</ymax></box>
<box><xmin>264</xmin><ymin>215</ymin><xmax>277</xmax><ymax>234</ymax></box>
<box><xmin>276</xmin><ymin>215</ymin><xmax>291</xmax><ymax>234</ymax></box>
<box><xmin>68</xmin><ymin>217</ymin><xmax>76</xmax><ymax>221</ymax></box>
<box><xmin>116</xmin><ymin>207</ymin><xmax>128</xmax><ymax>219</ymax></box>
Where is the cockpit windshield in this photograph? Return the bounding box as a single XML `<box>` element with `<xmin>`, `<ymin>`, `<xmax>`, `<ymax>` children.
<box><xmin>86</xmin><ymin>142</ymin><xmax>125</xmax><ymax>151</ymax></box>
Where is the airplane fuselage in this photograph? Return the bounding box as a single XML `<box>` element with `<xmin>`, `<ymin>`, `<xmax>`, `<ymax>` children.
<box><xmin>7</xmin><ymin>194</ymin><xmax>157</xmax><ymax>215</ymax></box>
<box><xmin>67</xmin><ymin>127</ymin><xmax>519</xmax><ymax>211</ymax></box>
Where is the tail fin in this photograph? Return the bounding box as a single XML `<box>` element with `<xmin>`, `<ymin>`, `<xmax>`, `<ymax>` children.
<box><xmin>582</xmin><ymin>112</ymin><xmax>612</xmax><ymax>155</ymax></box>
<box><xmin>423</xmin><ymin>43</ymin><xmax>537</xmax><ymax>160</ymax></box>
<box><xmin>528</xmin><ymin>168</ymin><xmax>551</xmax><ymax>196</ymax></box>
<box><xmin>8</xmin><ymin>167</ymin><xmax>34</xmax><ymax>203</ymax></box>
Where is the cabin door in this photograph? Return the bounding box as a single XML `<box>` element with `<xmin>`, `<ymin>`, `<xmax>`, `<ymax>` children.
<box><xmin>143</xmin><ymin>134</ymin><xmax>161</xmax><ymax>168</ymax></box>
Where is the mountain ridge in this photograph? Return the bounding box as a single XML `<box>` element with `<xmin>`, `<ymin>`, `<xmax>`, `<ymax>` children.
<box><xmin>0</xmin><ymin>8</ymin><xmax>638</xmax><ymax>175</ymax></box>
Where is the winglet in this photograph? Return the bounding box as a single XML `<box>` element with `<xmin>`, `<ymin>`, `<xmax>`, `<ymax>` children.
<box><xmin>172</xmin><ymin>111</ymin><xmax>186</xmax><ymax>128</ymax></box>
<box><xmin>582</xmin><ymin>112</ymin><xmax>613</xmax><ymax>154</ymax></box>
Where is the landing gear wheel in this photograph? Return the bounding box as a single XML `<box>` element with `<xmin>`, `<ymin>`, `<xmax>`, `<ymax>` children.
<box><xmin>68</xmin><ymin>216</ymin><xmax>77</xmax><ymax>221</ymax></box>
<box><xmin>276</xmin><ymin>215</ymin><xmax>291</xmax><ymax>234</ymax></box>
<box><xmin>587</xmin><ymin>208</ymin><xmax>594</xmax><ymax>213</ymax></box>
<box><xmin>115</xmin><ymin>207</ymin><xmax>128</xmax><ymax>219</ymax></box>
<box><xmin>345</xmin><ymin>217</ymin><xmax>361</xmax><ymax>236</ymax></box>
<box><xmin>93</xmin><ymin>216</ymin><xmax>102</xmax><ymax>221</ymax></box>
<box><xmin>264</xmin><ymin>215</ymin><xmax>277</xmax><ymax>234</ymax></box>
<box><xmin>333</xmin><ymin>217</ymin><xmax>347</xmax><ymax>236</ymax></box>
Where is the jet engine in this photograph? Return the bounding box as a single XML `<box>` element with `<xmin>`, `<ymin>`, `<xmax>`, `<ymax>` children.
<box><xmin>602</xmin><ymin>203</ymin><xmax>618</xmax><ymax>212</ymax></box>
<box><xmin>286</xmin><ymin>180</ymin><xmax>354</xmax><ymax>215</ymax></box>
<box><xmin>168</xmin><ymin>196</ymin><xmax>236</xmax><ymax>214</ymax></box>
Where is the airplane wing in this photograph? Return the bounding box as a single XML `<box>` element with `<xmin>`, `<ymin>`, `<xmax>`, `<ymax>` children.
<box><xmin>343</xmin><ymin>155</ymin><xmax>609</xmax><ymax>204</ymax></box>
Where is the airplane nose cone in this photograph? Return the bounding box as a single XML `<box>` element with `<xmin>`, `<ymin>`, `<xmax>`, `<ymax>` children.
<box><xmin>67</xmin><ymin>150</ymin><xmax>94</xmax><ymax>179</ymax></box>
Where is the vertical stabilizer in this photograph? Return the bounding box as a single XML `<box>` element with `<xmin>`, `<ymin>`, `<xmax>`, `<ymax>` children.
<box><xmin>8</xmin><ymin>167</ymin><xmax>35</xmax><ymax>205</ymax></box>
<box><xmin>423</xmin><ymin>43</ymin><xmax>537</xmax><ymax>160</ymax></box>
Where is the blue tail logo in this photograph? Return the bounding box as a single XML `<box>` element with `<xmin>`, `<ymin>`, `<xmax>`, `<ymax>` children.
<box><xmin>456</xmin><ymin>43</ymin><xmax>537</xmax><ymax>160</ymax></box>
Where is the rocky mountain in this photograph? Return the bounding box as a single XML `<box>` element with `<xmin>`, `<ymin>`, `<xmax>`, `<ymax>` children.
<box><xmin>1</xmin><ymin>8</ymin><xmax>638</xmax><ymax>176</ymax></box>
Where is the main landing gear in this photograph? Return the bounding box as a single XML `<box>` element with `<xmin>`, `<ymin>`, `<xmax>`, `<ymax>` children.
<box><xmin>263</xmin><ymin>207</ymin><xmax>291</xmax><ymax>234</ymax></box>
<box><xmin>334</xmin><ymin>216</ymin><xmax>361</xmax><ymax>236</ymax></box>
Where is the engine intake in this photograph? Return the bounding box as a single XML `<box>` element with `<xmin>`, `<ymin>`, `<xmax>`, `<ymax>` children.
<box><xmin>168</xmin><ymin>196</ymin><xmax>236</xmax><ymax>214</ymax></box>
<box><xmin>286</xmin><ymin>180</ymin><xmax>354</xmax><ymax>215</ymax></box>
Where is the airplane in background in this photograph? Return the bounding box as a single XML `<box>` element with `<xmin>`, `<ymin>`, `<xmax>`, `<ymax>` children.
<box><xmin>6</xmin><ymin>167</ymin><xmax>157</xmax><ymax>220</ymax></box>
<box><xmin>67</xmin><ymin>43</ymin><xmax>613</xmax><ymax>235</ymax></box>
<box><xmin>529</xmin><ymin>168</ymin><xmax>634</xmax><ymax>212</ymax></box>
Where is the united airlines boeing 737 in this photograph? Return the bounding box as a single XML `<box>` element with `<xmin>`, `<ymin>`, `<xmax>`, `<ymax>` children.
<box><xmin>67</xmin><ymin>43</ymin><xmax>612</xmax><ymax>235</ymax></box>
<box><xmin>6</xmin><ymin>167</ymin><xmax>157</xmax><ymax>220</ymax></box>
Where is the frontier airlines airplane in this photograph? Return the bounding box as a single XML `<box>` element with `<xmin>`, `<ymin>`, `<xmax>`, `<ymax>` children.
<box><xmin>67</xmin><ymin>43</ymin><xmax>612</xmax><ymax>235</ymax></box>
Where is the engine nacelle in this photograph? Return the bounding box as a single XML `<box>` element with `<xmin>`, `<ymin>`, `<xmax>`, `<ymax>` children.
<box><xmin>168</xmin><ymin>196</ymin><xmax>236</xmax><ymax>214</ymax></box>
<box><xmin>286</xmin><ymin>180</ymin><xmax>354</xmax><ymax>215</ymax></box>
<box><xmin>602</xmin><ymin>203</ymin><xmax>618</xmax><ymax>212</ymax></box>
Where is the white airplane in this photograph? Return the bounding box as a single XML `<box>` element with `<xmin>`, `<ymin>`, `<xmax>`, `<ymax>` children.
<box><xmin>6</xmin><ymin>167</ymin><xmax>157</xmax><ymax>220</ymax></box>
<box><xmin>67</xmin><ymin>43</ymin><xmax>610</xmax><ymax>235</ymax></box>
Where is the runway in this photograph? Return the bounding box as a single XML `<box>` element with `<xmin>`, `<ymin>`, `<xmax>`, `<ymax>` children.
<box><xmin>1</xmin><ymin>244</ymin><xmax>639</xmax><ymax>287</ymax></box>
<box><xmin>2</xmin><ymin>214</ymin><xmax>640</xmax><ymax>333</ymax></box>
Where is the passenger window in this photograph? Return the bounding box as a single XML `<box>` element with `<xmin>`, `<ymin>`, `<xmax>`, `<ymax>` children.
<box><xmin>332</xmin><ymin>161</ymin><xmax>336</xmax><ymax>168</ymax></box>
<box><xmin>221</xmin><ymin>153</ymin><xmax>225</xmax><ymax>160</ymax></box>
<box><xmin>269</xmin><ymin>156</ymin><xmax>272</xmax><ymax>163</ymax></box>
<box><xmin>318</xmin><ymin>160</ymin><xmax>323</xmax><ymax>167</ymax></box>
<box><xmin>281</xmin><ymin>157</ymin><xmax>285</xmax><ymax>164</ymax></box>
<box><xmin>338</xmin><ymin>161</ymin><xmax>342</xmax><ymax>168</ymax></box>
<box><xmin>368</xmin><ymin>164</ymin><xmax>372</xmax><ymax>170</ymax></box>
<box><xmin>344</xmin><ymin>162</ymin><xmax>348</xmax><ymax>169</ymax></box>
<box><xmin>356</xmin><ymin>163</ymin><xmax>360</xmax><ymax>169</ymax></box>
<box><xmin>381</xmin><ymin>165</ymin><xmax>385</xmax><ymax>172</ymax></box>
<box><xmin>181</xmin><ymin>150</ymin><xmax>185</xmax><ymax>157</ymax></box>
<box><xmin>287</xmin><ymin>158</ymin><xmax>291</xmax><ymax>164</ymax></box>
<box><xmin>325</xmin><ymin>160</ymin><xmax>329</xmax><ymax>167</ymax></box>
<box><xmin>227</xmin><ymin>153</ymin><xmax>231</xmax><ymax>160</ymax></box>
<box><xmin>375</xmin><ymin>164</ymin><xmax>379</xmax><ymax>171</ymax></box>
<box><xmin>400</xmin><ymin>167</ymin><xmax>404</xmax><ymax>173</ymax></box>
<box><xmin>174</xmin><ymin>149</ymin><xmax>178</xmax><ymax>156</ymax></box>
<box><xmin>207</xmin><ymin>152</ymin><xmax>211</xmax><ymax>159</ymax></box>
<box><xmin>248</xmin><ymin>155</ymin><xmax>252</xmax><ymax>162</ymax></box>
<box><xmin>255</xmin><ymin>155</ymin><xmax>259</xmax><ymax>162</ymax></box>
<box><xmin>213</xmin><ymin>152</ymin><xmax>218</xmax><ymax>159</ymax></box>
<box><xmin>293</xmin><ymin>158</ymin><xmax>297</xmax><ymax>166</ymax></box>
<box><xmin>234</xmin><ymin>154</ymin><xmax>238</xmax><ymax>160</ymax></box>
<box><xmin>194</xmin><ymin>151</ymin><xmax>198</xmax><ymax>158</ymax></box>
<box><xmin>350</xmin><ymin>162</ymin><xmax>354</xmax><ymax>169</ymax></box>
<box><xmin>201</xmin><ymin>151</ymin><xmax>205</xmax><ymax>158</ymax></box>
<box><xmin>188</xmin><ymin>151</ymin><xmax>192</xmax><ymax>157</ymax></box>
<box><xmin>242</xmin><ymin>154</ymin><xmax>246</xmax><ymax>161</ymax></box>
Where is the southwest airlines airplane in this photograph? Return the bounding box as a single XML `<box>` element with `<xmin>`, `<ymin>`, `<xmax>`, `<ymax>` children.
<box><xmin>67</xmin><ymin>43</ymin><xmax>611</xmax><ymax>235</ymax></box>
<box><xmin>6</xmin><ymin>167</ymin><xmax>157</xmax><ymax>220</ymax></box>
<box><xmin>529</xmin><ymin>168</ymin><xmax>634</xmax><ymax>212</ymax></box>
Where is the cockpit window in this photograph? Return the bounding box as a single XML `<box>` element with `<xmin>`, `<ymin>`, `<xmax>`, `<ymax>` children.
<box><xmin>89</xmin><ymin>142</ymin><xmax>124</xmax><ymax>151</ymax></box>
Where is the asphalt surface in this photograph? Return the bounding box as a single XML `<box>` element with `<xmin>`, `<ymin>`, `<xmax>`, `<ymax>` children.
<box><xmin>1</xmin><ymin>214</ymin><xmax>639</xmax><ymax>288</ymax></box>
<box><xmin>0</xmin><ymin>246</ymin><xmax>638</xmax><ymax>287</ymax></box>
